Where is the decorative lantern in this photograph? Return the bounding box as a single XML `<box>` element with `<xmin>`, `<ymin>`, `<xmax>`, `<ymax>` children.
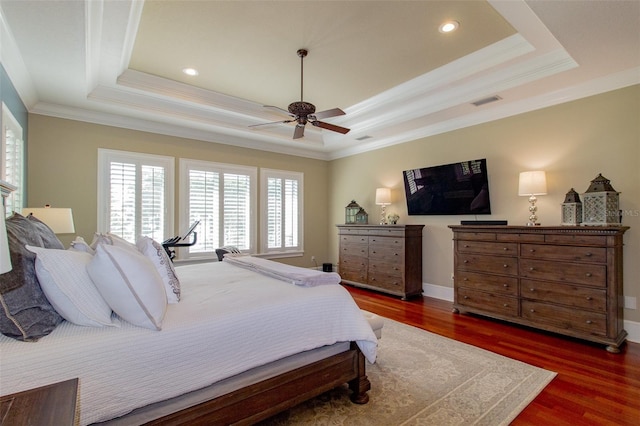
<box><xmin>345</xmin><ymin>200</ymin><xmax>361</xmax><ymax>224</ymax></box>
<box><xmin>582</xmin><ymin>173</ymin><xmax>620</xmax><ymax>226</ymax></box>
<box><xmin>355</xmin><ymin>207</ymin><xmax>369</xmax><ymax>224</ymax></box>
<box><xmin>561</xmin><ymin>188</ymin><xmax>582</xmax><ymax>226</ymax></box>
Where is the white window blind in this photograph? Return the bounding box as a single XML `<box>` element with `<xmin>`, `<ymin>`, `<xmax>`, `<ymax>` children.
<box><xmin>98</xmin><ymin>149</ymin><xmax>174</xmax><ymax>243</ymax></box>
<box><xmin>2</xmin><ymin>103</ymin><xmax>24</xmax><ymax>214</ymax></box>
<box><xmin>180</xmin><ymin>159</ymin><xmax>256</xmax><ymax>259</ymax></box>
<box><xmin>261</xmin><ymin>169</ymin><xmax>303</xmax><ymax>254</ymax></box>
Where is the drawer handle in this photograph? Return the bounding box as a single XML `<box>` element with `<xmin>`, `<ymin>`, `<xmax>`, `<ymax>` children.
<box><xmin>529</xmin><ymin>267</ymin><xmax>535</xmax><ymax>271</ymax></box>
<box><xmin>529</xmin><ymin>249</ymin><xmax>536</xmax><ymax>253</ymax></box>
<box><xmin>586</xmin><ymin>296</ymin><xmax>592</xmax><ymax>301</ymax></box>
<box><xmin>503</xmin><ymin>247</ymin><xmax>509</xmax><ymax>251</ymax></box>
<box><xmin>372</xmin><ymin>251</ymin><xmax>376</xmax><ymax>254</ymax></box>
<box><xmin>463</xmin><ymin>278</ymin><xmax>469</xmax><ymax>281</ymax></box>
<box><xmin>585</xmin><ymin>272</ymin><xmax>592</xmax><ymax>277</ymax></box>
<box><xmin>585</xmin><ymin>252</ymin><xmax>593</xmax><ymax>257</ymax></box>
<box><xmin>503</xmin><ymin>284</ymin><xmax>508</xmax><ymax>287</ymax></box>
<box><xmin>530</xmin><ymin>309</ymin><xmax>535</xmax><ymax>313</ymax></box>
<box><xmin>464</xmin><ymin>244</ymin><xmax>470</xmax><ymax>248</ymax></box>
<box><xmin>530</xmin><ymin>288</ymin><xmax>535</xmax><ymax>292</ymax></box>
<box><xmin>503</xmin><ymin>264</ymin><xmax>509</xmax><ymax>268</ymax></box>
<box><xmin>463</xmin><ymin>296</ymin><xmax>469</xmax><ymax>299</ymax></box>
<box><xmin>586</xmin><ymin>320</ymin><xmax>593</xmax><ymax>324</ymax></box>
<box><xmin>463</xmin><ymin>260</ymin><xmax>469</xmax><ymax>264</ymax></box>
<box><xmin>395</xmin><ymin>253</ymin><xmax>399</xmax><ymax>256</ymax></box>
<box><xmin>503</xmin><ymin>303</ymin><xmax>509</xmax><ymax>307</ymax></box>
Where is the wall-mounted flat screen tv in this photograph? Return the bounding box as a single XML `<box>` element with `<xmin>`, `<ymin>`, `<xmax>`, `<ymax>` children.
<box><xmin>402</xmin><ymin>159</ymin><xmax>491</xmax><ymax>215</ymax></box>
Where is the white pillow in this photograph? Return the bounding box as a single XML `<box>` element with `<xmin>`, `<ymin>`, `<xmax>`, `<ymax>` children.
<box><xmin>87</xmin><ymin>244</ymin><xmax>167</xmax><ymax>330</ymax></box>
<box><xmin>136</xmin><ymin>236</ymin><xmax>181</xmax><ymax>303</ymax></box>
<box><xmin>25</xmin><ymin>246</ymin><xmax>117</xmax><ymax>327</ymax></box>
<box><xmin>69</xmin><ymin>236</ymin><xmax>95</xmax><ymax>255</ymax></box>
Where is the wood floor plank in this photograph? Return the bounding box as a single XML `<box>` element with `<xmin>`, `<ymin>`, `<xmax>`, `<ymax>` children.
<box><xmin>345</xmin><ymin>285</ymin><xmax>640</xmax><ymax>425</ymax></box>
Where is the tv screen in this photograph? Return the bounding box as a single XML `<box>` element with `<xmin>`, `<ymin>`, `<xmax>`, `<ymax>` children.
<box><xmin>403</xmin><ymin>159</ymin><xmax>491</xmax><ymax>215</ymax></box>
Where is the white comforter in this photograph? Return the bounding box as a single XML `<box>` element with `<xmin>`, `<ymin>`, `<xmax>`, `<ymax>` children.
<box><xmin>0</xmin><ymin>261</ymin><xmax>377</xmax><ymax>425</ymax></box>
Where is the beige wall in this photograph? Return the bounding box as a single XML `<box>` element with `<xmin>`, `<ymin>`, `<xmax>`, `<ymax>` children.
<box><xmin>329</xmin><ymin>85</ymin><xmax>640</xmax><ymax>322</ymax></box>
<box><xmin>26</xmin><ymin>117</ymin><xmax>329</xmax><ymax>268</ymax></box>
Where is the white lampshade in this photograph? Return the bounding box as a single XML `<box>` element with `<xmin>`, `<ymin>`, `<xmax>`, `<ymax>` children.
<box><xmin>23</xmin><ymin>207</ymin><xmax>75</xmax><ymax>234</ymax></box>
<box><xmin>375</xmin><ymin>188</ymin><xmax>391</xmax><ymax>205</ymax></box>
<box><xmin>518</xmin><ymin>171</ymin><xmax>547</xmax><ymax>196</ymax></box>
<box><xmin>0</xmin><ymin>213</ymin><xmax>11</xmax><ymax>274</ymax></box>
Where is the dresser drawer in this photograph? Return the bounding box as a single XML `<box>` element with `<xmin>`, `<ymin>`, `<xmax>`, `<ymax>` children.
<box><xmin>456</xmin><ymin>288</ymin><xmax>518</xmax><ymax>316</ymax></box>
<box><xmin>455</xmin><ymin>271</ymin><xmax>517</xmax><ymax>296</ymax></box>
<box><xmin>544</xmin><ymin>234</ymin><xmax>607</xmax><ymax>245</ymax></box>
<box><xmin>369</xmin><ymin>261</ymin><xmax>403</xmax><ymax>278</ymax></box>
<box><xmin>369</xmin><ymin>236</ymin><xmax>404</xmax><ymax>249</ymax></box>
<box><xmin>496</xmin><ymin>233</ymin><xmax>545</xmax><ymax>243</ymax></box>
<box><xmin>368</xmin><ymin>271</ymin><xmax>405</xmax><ymax>292</ymax></box>
<box><xmin>521</xmin><ymin>301</ymin><xmax>607</xmax><ymax>336</ymax></box>
<box><xmin>340</xmin><ymin>234</ymin><xmax>368</xmax><ymax>245</ymax></box>
<box><xmin>458</xmin><ymin>240</ymin><xmax>517</xmax><ymax>255</ymax></box>
<box><xmin>521</xmin><ymin>244</ymin><xmax>606</xmax><ymax>263</ymax></box>
<box><xmin>521</xmin><ymin>279</ymin><xmax>606</xmax><ymax>312</ymax></box>
<box><xmin>339</xmin><ymin>256</ymin><xmax>367</xmax><ymax>283</ymax></box>
<box><xmin>456</xmin><ymin>232</ymin><xmax>496</xmax><ymax>241</ymax></box>
<box><xmin>368</xmin><ymin>228</ymin><xmax>406</xmax><ymax>238</ymax></box>
<box><xmin>340</xmin><ymin>242</ymin><xmax>368</xmax><ymax>258</ymax></box>
<box><xmin>457</xmin><ymin>253</ymin><xmax>518</xmax><ymax>276</ymax></box>
<box><xmin>369</xmin><ymin>244</ymin><xmax>404</xmax><ymax>260</ymax></box>
<box><xmin>520</xmin><ymin>259</ymin><xmax>606</xmax><ymax>287</ymax></box>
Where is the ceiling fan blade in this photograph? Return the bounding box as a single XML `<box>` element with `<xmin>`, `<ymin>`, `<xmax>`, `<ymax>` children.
<box><xmin>313</xmin><ymin>108</ymin><xmax>345</xmax><ymax>120</ymax></box>
<box><xmin>249</xmin><ymin>119</ymin><xmax>295</xmax><ymax>128</ymax></box>
<box><xmin>264</xmin><ymin>105</ymin><xmax>294</xmax><ymax>117</ymax></box>
<box><xmin>293</xmin><ymin>123</ymin><xmax>305</xmax><ymax>139</ymax></box>
<box><xmin>311</xmin><ymin>120</ymin><xmax>350</xmax><ymax>134</ymax></box>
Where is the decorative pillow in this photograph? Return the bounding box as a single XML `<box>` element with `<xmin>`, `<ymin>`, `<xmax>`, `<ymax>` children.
<box><xmin>25</xmin><ymin>246</ymin><xmax>116</xmax><ymax>327</ymax></box>
<box><xmin>0</xmin><ymin>213</ymin><xmax>63</xmax><ymax>341</ymax></box>
<box><xmin>87</xmin><ymin>244</ymin><xmax>167</xmax><ymax>330</ymax></box>
<box><xmin>90</xmin><ymin>232</ymin><xmax>138</xmax><ymax>252</ymax></box>
<box><xmin>25</xmin><ymin>214</ymin><xmax>64</xmax><ymax>249</ymax></box>
<box><xmin>136</xmin><ymin>236</ymin><xmax>181</xmax><ymax>303</ymax></box>
<box><xmin>69</xmin><ymin>236</ymin><xmax>95</xmax><ymax>255</ymax></box>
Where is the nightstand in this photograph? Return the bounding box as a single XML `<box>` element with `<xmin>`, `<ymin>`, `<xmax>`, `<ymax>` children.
<box><xmin>0</xmin><ymin>378</ymin><xmax>78</xmax><ymax>425</ymax></box>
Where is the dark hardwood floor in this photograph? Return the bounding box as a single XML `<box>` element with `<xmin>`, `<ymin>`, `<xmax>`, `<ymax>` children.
<box><xmin>344</xmin><ymin>285</ymin><xmax>640</xmax><ymax>425</ymax></box>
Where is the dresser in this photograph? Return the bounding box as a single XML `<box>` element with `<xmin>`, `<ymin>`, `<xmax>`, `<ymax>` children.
<box><xmin>337</xmin><ymin>224</ymin><xmax>424</xmax><ymax>299</ymax></box>
<box><xmin>449</xmin><ymin>225</ymin><xmax>629</xmax><ymax>352</ymax></box>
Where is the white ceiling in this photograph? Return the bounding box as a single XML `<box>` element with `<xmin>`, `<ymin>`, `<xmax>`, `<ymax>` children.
<box><xmin>1</xmin><ymin>0</ymin><xmax>638</xmax><ymax>160</ymax></box>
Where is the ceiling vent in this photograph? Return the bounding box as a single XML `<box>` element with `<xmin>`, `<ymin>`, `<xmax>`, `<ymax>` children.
<box><xmin>471</xmin><ymin>95</ymin><xmax>502</xmax><ymax>107</ymax></box>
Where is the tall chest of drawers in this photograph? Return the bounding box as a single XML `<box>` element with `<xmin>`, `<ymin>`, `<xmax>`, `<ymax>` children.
<box><xmin>337</xmin><ymin>224</ymin><xmax>424</xmax><ymax>300</ymax></box>
<box><xmin>449</xmin><ymin>225</ymin><xmax>629</xmax><ymax>352</ymax></box>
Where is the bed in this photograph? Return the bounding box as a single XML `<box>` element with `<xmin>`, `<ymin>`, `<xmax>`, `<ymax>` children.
<box><xmin>0</xmin><ymin>214</ymin><xmax>378</xmax><ymax>425</ymax></box>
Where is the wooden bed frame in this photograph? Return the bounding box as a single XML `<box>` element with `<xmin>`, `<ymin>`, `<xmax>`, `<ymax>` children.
<box><xmin>143</xmin><ymin>343</ymin><xmax>369</xmax><ymax>425</ymax></box>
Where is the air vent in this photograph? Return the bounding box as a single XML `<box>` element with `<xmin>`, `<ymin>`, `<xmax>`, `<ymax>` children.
<box><xmin>471</xmin><ymin>95</ymin><xmax>502</xmax><ymax>107</ymax></box>
<box><xmin>355</xmin><ymin>135</ymin><xmax>372</xmax><ymax>141</ymax></box>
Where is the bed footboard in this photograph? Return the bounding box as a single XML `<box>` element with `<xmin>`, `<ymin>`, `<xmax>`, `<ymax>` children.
<box><xmin>144</xmin><ymin>342</ymin><xmax>370</xmax><ymax>425</ymax></box>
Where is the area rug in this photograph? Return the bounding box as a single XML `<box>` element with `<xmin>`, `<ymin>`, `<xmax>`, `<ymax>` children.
<box><xmin>260</xmin><ymin>318</ymin><xmax>556</xmax><ymax>425</ymax></box>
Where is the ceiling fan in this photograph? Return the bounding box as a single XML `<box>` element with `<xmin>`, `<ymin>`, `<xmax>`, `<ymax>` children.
<box><xmin>249</xmin><ymin>49</ymin><xmax>350</xmax><ymax>140</ymax></box>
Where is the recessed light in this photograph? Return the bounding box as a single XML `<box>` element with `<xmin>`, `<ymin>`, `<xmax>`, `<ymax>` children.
<box><xmin>182</xmin><ymin>68</ymin><xmax>199</xmax><ymax>76</ymax></box>
<box><xmin>439</xmin><ymin>20</ymin><xmax>459</xmax><ymax>33</ymax></box>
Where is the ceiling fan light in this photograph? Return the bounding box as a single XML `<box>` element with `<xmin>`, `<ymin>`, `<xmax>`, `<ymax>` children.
<box><xmin>439</xmin><ymin>20</ymin><xmax>459</xmax><ymax>33</ymax></box>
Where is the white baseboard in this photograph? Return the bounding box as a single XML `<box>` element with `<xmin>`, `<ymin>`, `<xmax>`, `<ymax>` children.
<box><xmin>422</xmin><ymin>283</ymin><xmax>640</xmax><ymax>344</ymax></box>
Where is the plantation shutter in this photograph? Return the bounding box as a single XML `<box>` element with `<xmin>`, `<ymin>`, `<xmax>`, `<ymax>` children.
<box><xmin>98</xmin><ymin>149</ymin><xmax>174</xmax><ymax>243</ymax></box>
<box><xmin>262</xmin><ymin>169</ymin><xmax>302</xmax><ymax>253</ymax></box>
<box><xmin>2</xmin><ymin>105</ymin><xmax>24</xmax><ymax>214</ymax></box>
<box><xmin>180</xmin><ymin>159</ymin><xmax>256</xmax><ymax>259</ymax></box>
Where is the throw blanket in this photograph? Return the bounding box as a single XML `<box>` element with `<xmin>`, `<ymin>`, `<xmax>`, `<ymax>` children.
<box><xmin>224</xmin><ymin>255</ymin><xmax>341</xmax><ymax>287</ymax></box>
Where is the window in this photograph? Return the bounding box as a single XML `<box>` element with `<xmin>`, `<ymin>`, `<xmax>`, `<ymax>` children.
<box><xmin>97</xmin><ymin>149</ymin><xmax>174</xmax><ymax>243</ymax></box>
<box><xmin>179</xmin><ymin>159</ymin><xmax>256</xmax><ymax>259</ymax></box>
<box><xmin>2</xmin><ymin>103</ymin><xmax>24</xmax><ymax>214</ymax></box>
<box><xmin>260</xmin><ymin>169</ymin><xmax>303</xmax><ymax>255</ymax></box>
